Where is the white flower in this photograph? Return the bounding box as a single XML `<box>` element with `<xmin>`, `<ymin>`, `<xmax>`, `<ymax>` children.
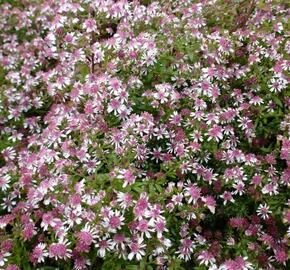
<box><xmin>257</xmin><ymin>203</ymin><xmax>272</xmax><ymax>220</ymax></box>
<box><xmin>0</xmin><ymin>175</ymin><xmax>10</xmax><ymax>191</ymax></box>
<box><xmin>96</xmin><ymin>238</ymin><xmax>113</xmax><ymax>258</ymax></box>
<box><xmin>198</xmin><ymin>250</ymin><xmax>216</xmax><ymax>266</ymax></box>
<box><xmin>0</xmin><ymin>251</ymin><xmax>10</xmax><ymax>267</ymax></box>
<box><xmin>33</xmin><ymin>243</ymin><xmax>48</xmax><ymax>263</ymax></box>
<box><xmin>128</xmin><ymin>237</ymin><xmax>146</xmax><ymax>261</ymax></box>
<box><xmin>268</xmin><ymin>76</ymin><xmax>288</xmax><ymax>93</ymax></box>
<box><xmin>261</xmin><ymin>183</ymin><xmax>279</xmax><ymax>196</ymax></box>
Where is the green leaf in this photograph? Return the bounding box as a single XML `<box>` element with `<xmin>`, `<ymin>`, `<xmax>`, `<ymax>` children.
<box><xmin>126</xmin><ymin>265</ymin><xmax>139</xmax><ymax>270</ymax></box>
<box><xmin>273</xmin><ymin>96</ymin><xmax>283</xmax><ymax>107</ymax></box>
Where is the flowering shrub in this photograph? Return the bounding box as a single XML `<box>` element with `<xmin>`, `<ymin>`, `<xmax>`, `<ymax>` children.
<box><xmin>0</xmin><ymin>0</ymin><xmax>289</xmax><ymax>269</ymax></box>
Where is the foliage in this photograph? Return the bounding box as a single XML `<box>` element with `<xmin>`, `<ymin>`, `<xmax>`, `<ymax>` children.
<box><xmin>0</xmin><ymin>0</ymin><xmax>289</xmax><ymax>269</ymax></box>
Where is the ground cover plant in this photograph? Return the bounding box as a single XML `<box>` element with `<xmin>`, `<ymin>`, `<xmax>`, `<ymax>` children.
<box><xmin>0</xmin><ymin>0</ymin><xmax>289</xmax><ymax>269</ymax></box>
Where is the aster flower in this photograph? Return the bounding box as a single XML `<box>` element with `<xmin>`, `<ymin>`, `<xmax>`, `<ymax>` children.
<box><xmin>117</xmin><ymin>169</ymin><xmax>136</xmax><ymax>188</ymax></box>
<box><xmin>207</xmin><ymin>125</ymin><xmax>223</xmax><ymax>142</ymax></box>
<box><xmin>95</xmin><ymin>238</ymin><xmax>113</xmax><ymax>258</ymax></box>
<box><xmin>128</xmin><ymin>237</ymin><xmax>146</xmax><ymax>261</ymax></box>
<box><xmin>184</xmin><ymin>183</ymin><xmax>201</xmax><ymax>204</ymax></box>
<box><xmin>0</xmin><ymin>0</ymin><xmax>289</xmax><ymax>268</ymax></box>
<box><xmin>202</xmin><ymin>196</ymin><xmax>216</xmax><ymax>214</ymax></box>
<box><xmin>274</xmin><ymin>249</ymin><xmax>288</xmax><ymax>265</ymax></box>
<box><xmin>262</xmin><ymin>183</ymin><xmax>279</xmax><ymax>196</ymax></box>
<box><xmin>176</xmin><ymin>238</ymin><xmax>195</xmax><ymax>261</ymax></box>
<box><xmin>48</xmin><ymin>239</ymin><xmax>72</xmax><ymax>260</ymax></box>
<box><xmin>1</xmin><ymin>196</ymin><xmax>16</xmax><ymax>212</ymax></box>
<box><xmin>74</xmin><ymin>256</ymin><xmax>91</xmax><ymax>270</ymax></box>
<box><xmin>154</xmin><ymin>218</ymin><xmax>168</xmax><ymax>238</ymax></box>
<box><xmin>268</xmin><ymin>76</ymin><xmax>288</xmax><ymax>93</ymax></box>
<box><xmin>137</xmin><ymin>218</ymin><xmax>154</xmax><ymax>238</ymax></box>
<box><xmin>107</xmin><ymin>99</ymin><xmax>126</xmax><ymax>115</ymax></box>
<box><xmin>232</xmin><ymin>181</ymin><xmax>245</xmax><ymax>196</ymax></box>
<box><xmin>102</xmin><ymin>210</ymin><xmax>125</xmax><ymax>233</ymax></box>
<box><xmin>0</xmin><ymin>175</ymin><xmax>10</xmax><ymax>191</ymax></box>
<box><xmin>220</xmin><ymin>256</ymin><xmax>253</xmax><ymax>270</ymax></box>
<box><xmin>197</xmin><ymin>250</ymin><xmax>216</xmax><ymax>266</ymax></box>
<box><xmin>257</xmin><ymin>203</ymin><xmax>272</xmax><ymax>220</ymax></box>
<box><xmin>30</xmin><ymin>243</ymin><xmax>48</xmax><ymax>263</ymax></box>
<box><xmin>111</xmin><ymin>233</ymin><xmax>127</xmax><ymax>252</ymax></box>
<box><xmin>220</xmin><ymin>191</ymin><xmax>235</xmax><ymax>205</ymax></box>
<box><xmin>76</xmin><ymin>223</ymin><xmax>98</xmax><ymax>246</ymax></box>
<box><xmin>83</xmin><ymin>18</ymin><xmax>98</xmax><ymax>33</ymax></box>
<box><xmin>0</xmin><ymin>251</ymin><xmax>10</xmax><ymax>267</ymax></box>
<box><xmin>116</xmin><ymin>192</ymin><xmax>133</xmax><ymax>209</ymax></box>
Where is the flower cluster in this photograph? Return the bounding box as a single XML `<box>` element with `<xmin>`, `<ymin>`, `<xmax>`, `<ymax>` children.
<box><xmin>0</xmin><ymin>0</ymin><xmax>289</xmax><ymax>269</ymax></box>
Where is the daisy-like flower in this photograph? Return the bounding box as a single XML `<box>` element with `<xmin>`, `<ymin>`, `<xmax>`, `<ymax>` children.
<box><xmin>232</xmin><ymin>181</ymin><xmax>245</xmax><ymax>196</ymax></box>
<box><xmin>30</xmin><ymin>243</ymin><xmax>48</xmax><ymax>263</ymax></box>
<box><xmin>237</xmin><ymin>117</ymin><xmax>252</xmax><ymax>131</ymax></box>
<box><xmin>95</xmin><ymin>238</ymin><xmax>113</xmax><ymax>258</ymax></box>
<box><xmin>257</xmin><ymin>203</ymin><xmax>272</xmax><ymax>220</ymax></box>
<box><xmin>197</xmin><ymin>250</ymin><xmax>216</xmax><ymax>266</ymax></box>
<box><xmin>102</xmin><ymin>210</ymin><xmax>125</xmax><ymax>233</ymax></box>
<box><xmin>48</xmin><ymin>239</ymin><xmax>72</xmax><ymax>260</ymax></box>
<box><xmin>153</xmin><ymin>83</ymin><xmax>171</xmax><ymax>104</ymax></box>
<box><xmin>137</xmin><ymin>218</ymin><xmax>154</xmax><ymax>238</ymax></box>
<box><xmin>172</xmin><ymin>193</ymin><xmax>184</xmax><ymax>206</ymax></box>
<box><xmin>274</xmin><ymin>249</ymin><xmax>288</xmax><ymax>265</ymax></box>
<box><xmin>184</xmin><ymin>183</ymin><xmax>201</xmax><ymax>204</ymax></box>
<box><xmin>1</xmin><ymin>195</ymin><xmax>16</xmax><ymax>212</ymax></box>
<box><xmin>153</xmin><ymin>236</ymin><xmax>172</xmax><ymax>256</ymax></box>
<box><xmin>76</xmin><ymin>223</ymin><xmax>98</xmax><ymax>246</ymax></box>
<box><xmin>268</xmin><ymin>76</ymin><xmax>288</xmax><ymax>93</ymax></box>
<box><xmin>0</xmin><ymin>175</ymin><xmax>10</xmax><ymax>191</ymax></box>
<box><xmin>249</xmin><ymin>95</ymin><xmax>263</xmax><ymax>105</ymax></box>
<box><xmin>117</xmin><ymin>169</ymin><xmax>136</xmax><ymax>188</ymax></box>
<box><xmin>261</xmin><ymin>182</ymin><xmax>279</xmax><ymax>196</ymax></box>
<box><xmin>0</xmin><ymin>251</ymin><xmax>10</xmax><ymax>267</ymax></box>
<box><xmin>154</xmin><ymin>218</ymin><xmax>168</xmax><ymax>238</ymax></box>
<box><xmin>151</xmin><ymin>147</ymin><xmax>163</xmax><ymax>163</ymax></box>
<box><xmin>1</xmin><ymin>147</ymin><xmax>16</xmax><ymax>161</ymax></box>
<box><xmin>74</xmin><ymin>256</ymin><xmax>91</xmax><ymax>270</ymax></box>
<box><xmin>107</xmin><ymin>99</ymin><xmax>126</xmax><ymax>115</ymax></box>
<box><xmin>176</xmin><ymin>238</ymin><xmax>195</xmax><ymax>261</ymax></box>
<box><xmin>190</xmin><ymin>130</ymin><xmax>203</xmax><ymax>142</ymax></box>
<box><xmin>207</xmin><ymin>125</ymin><xmax>223</xmax><ymax>142</ymax></box>
<box><xmin>220</xmin><ymin>256</ymin><xmax>253</xmax><ymax>270</ymax></box>
<box><xmin>128</xmin><ymin>237</ymin><xmax>146</xmax><ymax>261</ymax></box>
<box><xmin>201</xmin><ymin>196</ymin><xmax>216</xmax><ymax>214</ymax></box>
<box><xmin>169</xmin><ymin>111</ymin><xmax>182</xmax><ymax>126</ymax></box>
<box><xmin>220</xmin><ymin>191</ymin><xmax>235</xmax><ymax>205</ymax></box>
<box><xmin>111</xmin><ymin>233</ymin><xmax>127</xmax><ymax>252</ymax></box>
<box><xmin>116</xmin><ymin>192</ymin><xmax>133</xmax><ymax>209</ymax></box>
<box><xmin>83</xmin><ymin>18</ymin><xmax>98</xmax><ymax>33</ymax></box>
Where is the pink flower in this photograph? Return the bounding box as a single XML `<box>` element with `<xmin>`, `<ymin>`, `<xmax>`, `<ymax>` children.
<box><xmin>197</xmin><ymin>250</ymin><xmax>216</xmax><ymax>266</ymax></box>
<box><xmin>76</xmin><ymin>224</ymin><xmax>98</xmax><ymax>246</ymax></box>
<box><xmin>83</xmin><ymin>19</ymin><xmax>97</xmax><ymax>33</ymax></box>
<box><xmin>274</xmin><ymin>249</ymin><xmax>288</xmax><ymax>264</ymax></box>
<box><xmin>74</xmin><ymin>256</ymin><xmax>91</xmax><ymax>270</ymax></box>
<box><xmin>49</xmin><ymin>239</ymin><xmax>72</xmax><ymax>260</ymax></box>
<box><xmin>103</xmin><ymin>210</ymin><xmax>125</xmax><ymax>233</ymax></box>
<box><xmin>176</xmin><ymin>238</ymin><xmax>195</xmax><ymax>261</ymax></box>
<box><xmin>220</xmin><ymin>191</ymin><xmax>235</xmax><ymax>205</ymax></box>
<box><xmin>95</xmin><ymin>238</ymin><xmax>112</xmax><ymax>258</ymax></box>
<box><xmin>30</xmin><ymin>243</ymin><xmax>48</xmax><ymax>263</ymax></box>
<box><xmin>137</xmin><ymin>219</ymin><xmax>154</xmax><ymax>238</ymax></box>
<box><xmin>117</xmin><ymin>169</ymin><xmax>136</xmax><ymax>188</ymax></box>
<box><xmin>202</xmin><ymin>196</ymin><xmax>216</xmax><ymax>214</ymax></box>
<box><xmin>128</xmin><ymin>237</ymin><xmax>146</xmax><ymax>261</ymax></box>
<box><xmin>207</xmin><ymin>125</ymin><xmax>223</xmax><ymax>142</ymax></box>
<box><xmin>184</xmin><ymin>184</ymin><xmax>201</xmax><ymax>204</ymax></box>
